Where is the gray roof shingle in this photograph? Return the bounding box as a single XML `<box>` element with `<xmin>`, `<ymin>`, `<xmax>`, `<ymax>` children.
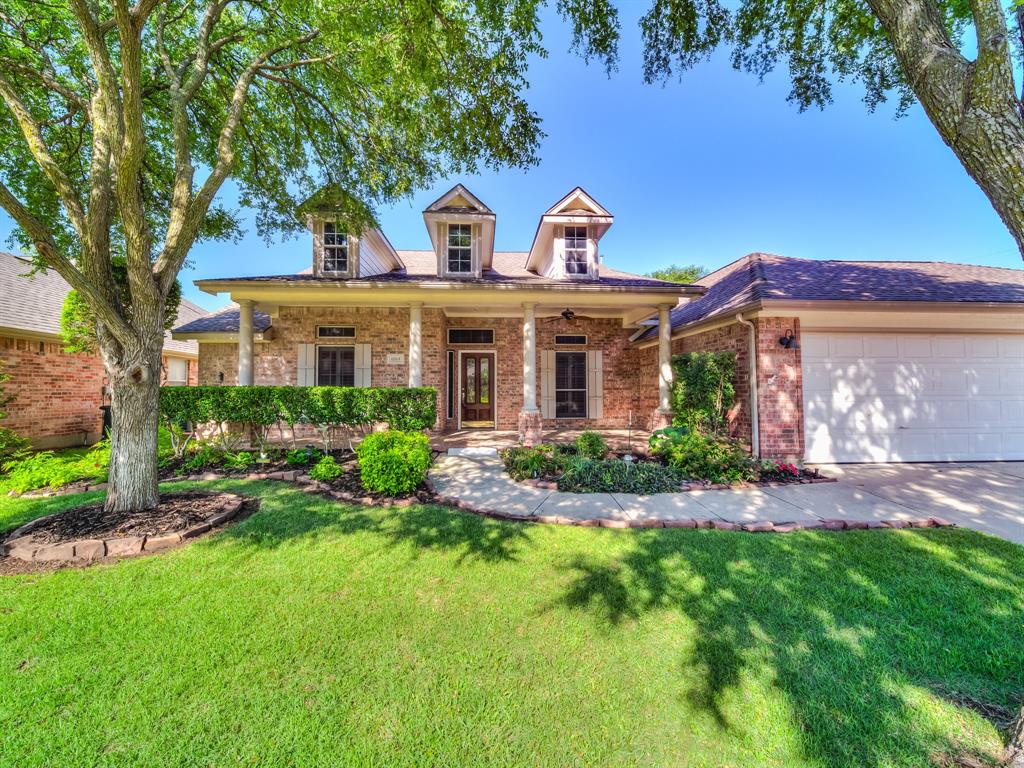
<box><xmin>198</xmin><ymin>249</ymin><xmax>684</xmax><ymax>290</ymax></box>
<box><xmin>0</xmin><ymin>251</ymin><xmax>203</xmax><ymax>356</ymax></box>
<box><xmin>173</xmin><ymin>304</ymin><xmax>272</xmax><ymax>334</ymax></box>
<box><xmin>638</xmin><ymin>253</ymin><xmax>1024</xmax><ymax>341</ymax></box>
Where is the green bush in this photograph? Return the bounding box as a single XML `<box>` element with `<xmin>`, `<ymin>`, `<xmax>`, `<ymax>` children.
<box><xmin>286</xmin><ymin>448</ymin><xmax>320</xmax><ymax>466</ymax></box>
<box><xmin>648</xmin><ymin>426</ymin><xmax>691</xmax><ymax>453</ymax></box>
<box><xmin>223</xmin><ymin>451</ymin><xmax>256</xmax><ymax>470</ymax></box>
<box><xmin>183</xmin><ymin>441</ymin><xmax>223</xmax><ymax>471</ymax></box>
<box><xmin>0</xmin><ymin>439</ymin><xmax>110</xmax><ymax>493</ymax></box>
<box><xmin>309</xmin><ymin>454</ymin><xmax>343</xmax><ymax>482</ymax></box>
<box><xmin>160</xmin><ymin>385</ymin><xmax>437</xmax><ymax>452</ymax></box>
<box><xmin>0</xmin><ymin>428</ymin><xmax>29</xmax><ymax>463</ymax></box>
<box><xmin>652</xmin><ymin>432</ymin><xmax>755</xmax><ymax>484</ymax></box>
<box><xmin>575</xmin><ymin>431</ymin><xmax>608</xmax><ymax>460</ymax></box>
<box><xmin>501</xmin><ymin>444</ymin><xmax>562</xmax><ymax>480</ymax></box>
<box><xmin>671</xmin><ymin>351</ymin><xmax>736</xmax><ymax>435</ymax></box>
<box><xmin>558</xmin><ymin>458</ymin><xmax>683</xmax><ymax>493</ymax></box>
<box><xmin>356</xmin><ymin>430</ymin><xmax>431</xmax><ymax>495</ymax></box>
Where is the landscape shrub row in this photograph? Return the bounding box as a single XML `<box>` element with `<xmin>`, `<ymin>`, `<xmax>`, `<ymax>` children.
<box><xmin>160</xmin><ymin>386</ymin><xmax>436</xmax><ymax>454</ymax></box>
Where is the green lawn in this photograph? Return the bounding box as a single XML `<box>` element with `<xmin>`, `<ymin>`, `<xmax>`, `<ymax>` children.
<box><xmin>1</xmin><ymin>481</ymin><xmax>1022</xmax><ymax>767</ymax></box>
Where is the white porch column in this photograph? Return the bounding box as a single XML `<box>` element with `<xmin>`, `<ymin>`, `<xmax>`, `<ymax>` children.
<box><xmin>522</xmin><ymin>302</ymin><xmax>538</xmax><ymax>411</ymax></box>
<box><xmin>238</xmin><ymin>299</ymin><xmax>254</xmax><ymax>386</ymax></box>
<box><xmin>408</xmin><ymin>302</ymin><xmax>423</xmax><ymax>387</ymax></box>
<box><xmin>657</xmin><ymin>304</ymin><xmax>673</xmax><ymax>415</ymax></box>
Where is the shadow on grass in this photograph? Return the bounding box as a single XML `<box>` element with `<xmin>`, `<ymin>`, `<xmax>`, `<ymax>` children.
<box><xmin>208</xmin><ymin>481</ymin><xmax>533</xmax><ymax>564</ymax></box>
<box><xmin>556</xmin><ymin>528</ymin><xmax>1024</xmax><ymax>767</ymax></box>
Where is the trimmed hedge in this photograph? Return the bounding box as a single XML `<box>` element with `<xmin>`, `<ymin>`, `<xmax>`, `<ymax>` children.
<box><xmin>160</xmin><ymin>386</ymin><xmax>437</xmax><ymax>451</ymax></box>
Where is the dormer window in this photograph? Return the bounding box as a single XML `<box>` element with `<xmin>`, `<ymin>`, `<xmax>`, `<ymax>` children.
<box><xmin>322</xmin><ymin>223</ymin><xmax>349</xmax><ymax>274</ymax></box>
<box><xmin>565</xmin><ymin>226</ymin><xmax>588</xmax><ymax>275</ymax></box>
<box><xmin>447</xmin><ymin>224</ymin><xmax>472</xmax><ymax>273</ymax></box>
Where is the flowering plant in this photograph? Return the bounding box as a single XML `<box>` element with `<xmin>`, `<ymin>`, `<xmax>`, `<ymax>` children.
<box><xmin>759</xmin><ymin>458</ymin><xmax>801</xmax><ymax>480</ymax></box>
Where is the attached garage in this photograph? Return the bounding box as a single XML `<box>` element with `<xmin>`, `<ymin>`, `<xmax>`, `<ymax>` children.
<box><xmin>802</xmin><ymin>332</ymin><xmax>1024</xmax><ymax>463</ymax></box>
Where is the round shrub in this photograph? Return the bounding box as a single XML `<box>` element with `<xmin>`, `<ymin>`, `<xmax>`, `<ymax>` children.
<box><xmin>310</xmin><ymin>454</ymin><xmax>343</xmax><ymax>482</ymax></box>
<box><xmin>356</xmin><ymin>430</ymin><xmax>431</xmax><ymax>495</ymax></box>
<box><xmin>574</xmin><ymin>430</ymin><xmax>608</xmax><ymax>460</ymax></box>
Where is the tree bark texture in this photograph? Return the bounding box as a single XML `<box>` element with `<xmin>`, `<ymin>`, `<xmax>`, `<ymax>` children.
<box><xmin>867</xmin><ymin>0</ymin><xmax>1024</xmax><ymax>258</ymax></box>
<box><xmin>1005</xmin><ymin>705</ymin><xmax>1024</xmax><ymax>768</ymax></box>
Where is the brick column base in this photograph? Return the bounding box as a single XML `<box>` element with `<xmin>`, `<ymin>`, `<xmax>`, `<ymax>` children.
<box><xmin>518</xmin><ymin>410</ymin><xmax>543</xmax><ymax>446</ymax></box>
<box><xmin>651</xmin><ymin>409</ymin><xmax>673</xmax><ymax>431</ymax></box>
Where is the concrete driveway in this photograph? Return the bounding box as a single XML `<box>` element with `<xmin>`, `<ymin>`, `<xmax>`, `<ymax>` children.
<box><xmin>810</xmin><ymin>462</ymin><xmax>1024</xmax><ymax>544</ymax></box>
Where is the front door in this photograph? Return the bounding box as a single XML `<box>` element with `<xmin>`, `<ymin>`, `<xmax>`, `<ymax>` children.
<box><xmin>461</xmin><ymin>353</ymin><xmax>495</xmax><ymax>428</ymax></box>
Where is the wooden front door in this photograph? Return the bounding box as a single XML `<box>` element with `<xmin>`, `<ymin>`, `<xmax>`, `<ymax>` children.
<box><xmin>460</xmin><ymin>353</ymin><xmax>495</xmax><ymax>427</ymax></box>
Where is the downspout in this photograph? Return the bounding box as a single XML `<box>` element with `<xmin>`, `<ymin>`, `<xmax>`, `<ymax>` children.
<box><xmin>735</xmin><ymin>313</ymin><xmax>759</xmax><ymax>458</ymax></box>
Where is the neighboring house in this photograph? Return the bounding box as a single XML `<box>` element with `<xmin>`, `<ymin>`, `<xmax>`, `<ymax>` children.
<box><xmin>634</xmin><ymin>253</ymin><xmax>1024</xmax><ymax>463</ymax></box>
<box><xmin>0</xmin><ymin>252</ymin><xmax>205</xmax><ymax>448</ymax></box>
<box><xmin>172</xmin><ymin>183</ymin><xmax>1024</xmax><ymax>463</ymax></box>
<box><xmin>173</xmin><ymin>185</ymin><xmax>700</xmax><ymax>444</ymax></box>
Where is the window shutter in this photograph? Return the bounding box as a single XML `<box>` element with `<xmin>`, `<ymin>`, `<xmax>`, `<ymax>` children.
<box><xmin>471</xmin><ymin>222</ymin><xmax>481</xmax><ymax>275</ymax></box>
<box><xmin>540</xmin><ymin>349</ymin><xmax>555</xmax><ymax>419</ymax></box>
<box><xmin>587</xmin><ymin>350</ymin><xmax>603</xmax><ymax>419</ymax></box>
<box><xmin>355</xmin><ymin>343</ymin><xmax>372</xmax><ymax>386</ymax></box>
<box><xmin>312</xmin><ymin>220</ymin><xmax>323</xmax><ymax>276</ymax></box>
<box><xmin>297</xmin><ymin>343</ymin><xmax>315</xmax><ymax>386</ymax></box>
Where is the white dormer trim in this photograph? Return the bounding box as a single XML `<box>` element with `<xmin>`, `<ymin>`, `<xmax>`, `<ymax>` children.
<box><xmin>526</xmin><ymin>187</ymin><xmax>613</xmax><ymax>277</ymax></box>
<box><xmin>423</xmin><ymin>183</ymin><xmax>496</xmax><ymax>277</ymax></box>
<box><xmin>307</xmin><ymin>217</ymin><xmax>402</xmax><ymax>279</ymax></box>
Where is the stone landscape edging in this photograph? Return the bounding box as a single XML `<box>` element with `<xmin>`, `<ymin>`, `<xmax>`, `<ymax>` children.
<box><xmin>518</xmin><ymin>476</ymin><xmax>838</xmax><ymax>491</ymax></box>
<box><xmin>6</xmin><ymin>469</ymin><xmax>957</xmax><ymax>552</ymax></box>
<box><xmin>3</xmin><ymin>493</ymin><xmax>245</xmax><ymax>563</ymax></box>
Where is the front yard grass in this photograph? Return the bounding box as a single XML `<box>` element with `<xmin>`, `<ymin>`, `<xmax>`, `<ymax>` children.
<box><xmin>1</xmin><ymin>481</ymin><xmax>1022</xmax><ymax>767</ymax></box>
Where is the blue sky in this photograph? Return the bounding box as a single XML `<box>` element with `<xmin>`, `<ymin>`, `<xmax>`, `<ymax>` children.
<box><xmin>3</xmin><ymin>5</ymin><xmax>1020</xmax><ymax>311</ymax></box>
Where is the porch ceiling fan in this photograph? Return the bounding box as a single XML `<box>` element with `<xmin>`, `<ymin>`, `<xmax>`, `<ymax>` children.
<box><xmin>542</xmin><ymin>307</ymin><xmax>588</xmax><ymax>322</ymax></box>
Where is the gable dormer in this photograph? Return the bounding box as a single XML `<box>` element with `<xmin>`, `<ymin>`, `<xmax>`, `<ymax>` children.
<box><xmin>422</xmin><ymin>184</ymin><xmax>496</xmax><ymax>279</ymax></box>
<box><xmin>526</xmin><ymin>187</ymin><xmax>613</xmax><ymax>280</ymax></box>
<box><xmin>298</xmin><ymin>186</ymin><xmax>402</xmax><ymax>279</ymax></box>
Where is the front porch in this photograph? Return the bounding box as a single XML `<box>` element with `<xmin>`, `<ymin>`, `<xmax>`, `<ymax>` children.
<box><xmin>432</xmin><ymin>427</ymin><xmax>654</xmax><ymax>455</ymax></box>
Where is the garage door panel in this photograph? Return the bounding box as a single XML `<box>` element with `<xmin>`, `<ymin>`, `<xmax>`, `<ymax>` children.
<box><xmin>803</xmin><ymin>332</ymin><xmax>1024</xmax><ymax>462</ymax></box>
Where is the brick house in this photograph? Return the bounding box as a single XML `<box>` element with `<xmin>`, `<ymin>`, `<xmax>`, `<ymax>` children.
<box><xmin>172</xmin><ymin>184</ymin><xmax>1024</xmax><ymax>462</ymax></box>
<box><xmin>634</xmin><ymin>254</ymin><xmax>1024</xmax><ymax>462</ymax></box>
<box><xmin>0</xmin><ymin>252</ymin><xmax>205</xmax><ymax>448</ymax></box>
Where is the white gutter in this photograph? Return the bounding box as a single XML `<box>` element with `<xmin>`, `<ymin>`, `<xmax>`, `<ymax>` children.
<box><xmin>735</xmin><ymin>312</ymin><xmax>759</xmax><ymax>458</ymax></box>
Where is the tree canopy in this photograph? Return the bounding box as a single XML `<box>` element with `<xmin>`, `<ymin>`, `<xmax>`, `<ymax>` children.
<box><xmin>647</xmin><ymin>263</ymin><xmax>707</xmax><ymax>284</ymax></box>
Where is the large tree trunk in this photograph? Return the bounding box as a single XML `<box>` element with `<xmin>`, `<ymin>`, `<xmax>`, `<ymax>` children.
<box><xmin>867</xmin><ymin>0</ymin><xmax>1024</xmax><ymax>259</ymax></box>
<box><xmin>102</xmin><ymin>335</ymin><xmax>164</xmax><ymax>513</ymax></box>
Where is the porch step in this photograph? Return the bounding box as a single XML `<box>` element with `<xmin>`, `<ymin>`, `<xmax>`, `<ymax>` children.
<box><xmin>447</xmin><ymin>447</ymin><xmax>499</xmax><ymax>457</ymax></box>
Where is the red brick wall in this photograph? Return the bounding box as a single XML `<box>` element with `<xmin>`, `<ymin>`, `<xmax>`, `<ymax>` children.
<box><xmin>675</xmin><ymin>322</ymin><xmax>754</xmax><ymax>447</ymax></box>
<box><xmin>0</xmin><ymin>335</ymin><xmax>105</xmax><ymax>448</ymax></box>
<box><xmin>196</xmin><ymin>310</ymin><xmax>655</xmax><ymax>432</ymax></box>
<box><xmin>755</xmin><ymin>317</ymin><xmax>803</xmax><ymax>458</ymax></box>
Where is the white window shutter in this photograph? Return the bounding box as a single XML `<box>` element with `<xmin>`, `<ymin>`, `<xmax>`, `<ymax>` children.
<box><xmin>587</xmin><ymin>350</ymin><xmax>603</xmax><ymax>419</ymax></box>
<box><xmin>349</xmin><ymin>235</ymin><xmax>359</xmax><ymax>277</ymax></box>
<box><xmin>472</xmin><ymin>222</ymin><xmax>481</xmax><ymax>275</ymax></box>
<box><xmin>297</xmin><ymin>343</ymin><xmax>315</xmax><ymax>386</ymax></box>
<box><xmin>355</xmin><ymin>343</ymin><xmax>372</xmax><ymax>387</ymax></box>
<box><xmin>540</xmin><ymin>350</ymin><xmax>555</xmax><ymax>419</ymax></box>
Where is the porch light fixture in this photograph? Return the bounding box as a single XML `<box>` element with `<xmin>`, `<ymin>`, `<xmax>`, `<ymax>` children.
<box><xmin>560</xmin><ymin>308</ymin><xmax>575</xmax><ymax>321</ymax></box>
<box><xmin>778</xmin><ymin>329</ymin><xmax>799</xmax><ymax>350</ymax></box>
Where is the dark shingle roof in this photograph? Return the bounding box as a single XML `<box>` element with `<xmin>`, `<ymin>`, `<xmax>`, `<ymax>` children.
<box><xmin>1</xmin><ymin>251</ymin><xmax>203</xmax><ymax>355</ymax></box>
<box><xmin>638</xmin><ymin>253</ymin><xmax>1024</xmax><ymax>341</ymax></box>
<box><xmin>198</xmin><ymin>250</ymin><xmax>684</xmax><ymax>290</ymax></box>
<box><xmin>173</xmin><ymin>304</ymin><xmax>272</xmax><ymax>334</ymax></box>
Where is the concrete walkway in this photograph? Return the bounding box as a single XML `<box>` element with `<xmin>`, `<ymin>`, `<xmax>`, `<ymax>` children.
<box><xmin>429</xmin><ymin>454</ymin><xmax>1024</xmax><ymax>543</ymax></box>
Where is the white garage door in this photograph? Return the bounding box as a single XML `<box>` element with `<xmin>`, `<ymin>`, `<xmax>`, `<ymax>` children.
<box><xmin>802</xmin><ymin>332</ymin><xmax>1024</xmax><ymax>463</ymax></box>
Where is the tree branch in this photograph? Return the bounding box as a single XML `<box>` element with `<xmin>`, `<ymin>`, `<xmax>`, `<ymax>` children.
<box><xmin>154</xmin><ymin>28</ymin><xmax>319</xmax><ymax>293</ymax></box>
<box><xmin>967</xmin><ymin>0</ymin><xmax>1016</xmax><ymax>110</ymax></box>
<box><xmin>0</xmin><ymin>179</ymin><xmax>134</xmax><ymax>344</ymax></box>
<box><xmin>0</xmin><ymin>72</ymin><xmax>88</xmax><ymax>239</ymax></box>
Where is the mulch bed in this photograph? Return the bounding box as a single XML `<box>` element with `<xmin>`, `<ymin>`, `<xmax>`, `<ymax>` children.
<box><xmin>26</xmin><ymin>493</ymin><xmax>230</xmax><ymax>544</ymax></box>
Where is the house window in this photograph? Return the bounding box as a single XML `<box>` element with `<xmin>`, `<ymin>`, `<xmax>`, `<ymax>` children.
<box><xmin>555</xmin><ymin>351</ymin><xmax>587</xmax><ymax>418</ymax></box>
<box><xmin>447</xmin><ymin>328</ymin><xmax>494</xmax><ymax>345</ymax></box>
<box><xmin>317</xmin><ymin>325</ymin><xmax>356</xmax><ymax>339</ymax></box>
<box><xmin>554</xmin><ymin>334</ymin><xmax>587</xmax><ymax>346</ymax></box>
<box><xmin>317</xmin><ymin>346</ymin><xmax>355</xmax><ymax>386</ymax></box>
<box><xmin>166</xmin><ymin>357</ymin><xmax>189</xmax><ymax>386</ymax></box>
<box><xmin>564</xmin><ymin>226</ymin><xmax>588</xmax><ymax>275</ymax></box>
<box><xmin>447</xmin><ymin>223</ymin><xmax>472</xmax><ymax>273</ymax></box>
<box><xmin>322</xmin><ymin>223</ymin><xmax>349</xmax><ymax>274</ymax></box>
